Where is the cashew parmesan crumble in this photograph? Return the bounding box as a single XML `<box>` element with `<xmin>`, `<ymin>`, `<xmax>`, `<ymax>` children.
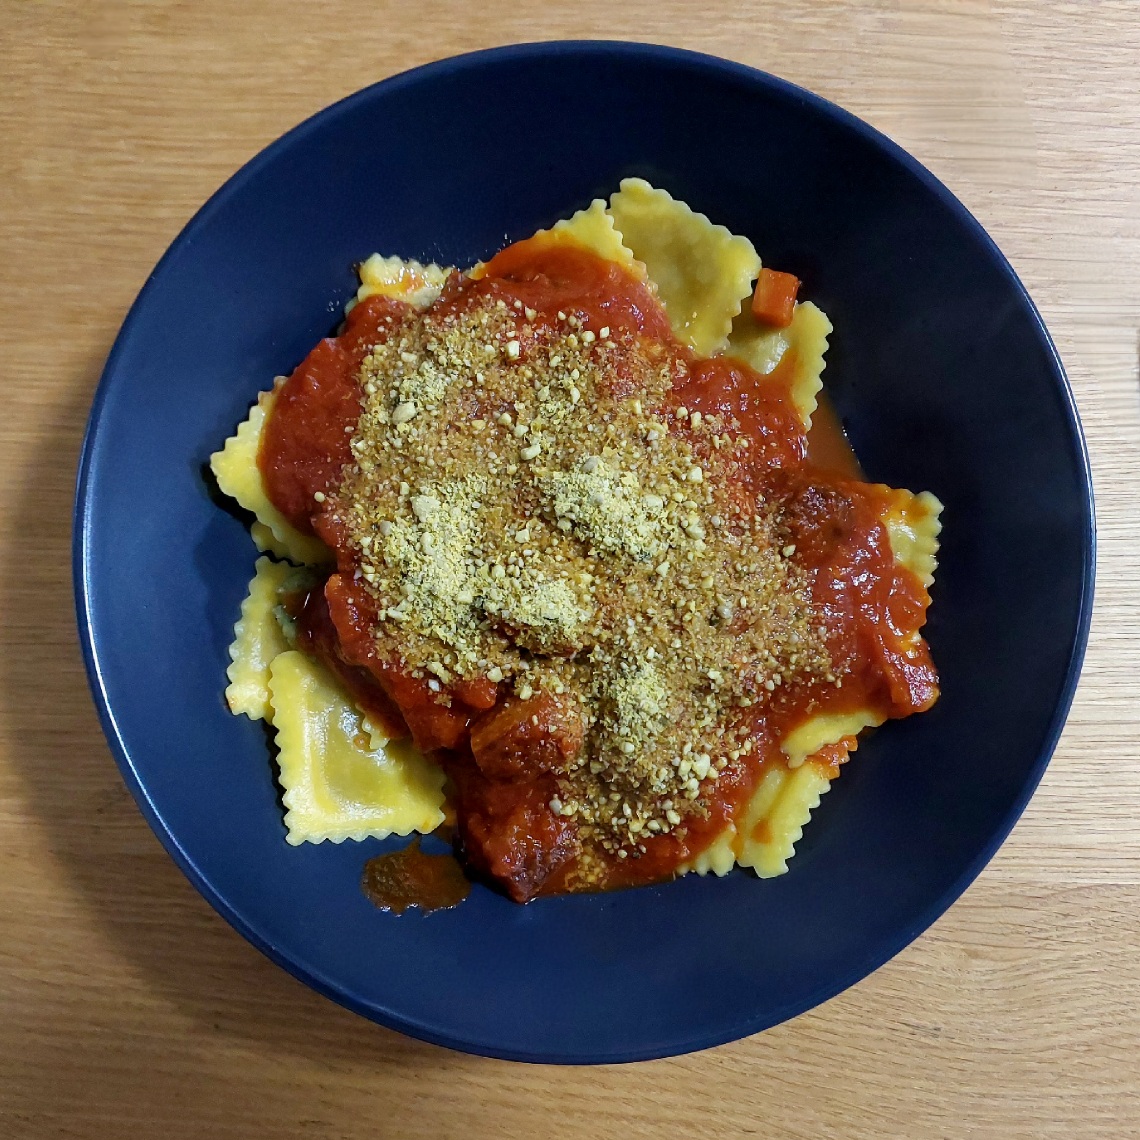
<box><xmin>320</xmin><ymin>276</ymin><xmax>832</xmax><ymax>879</ymax></box>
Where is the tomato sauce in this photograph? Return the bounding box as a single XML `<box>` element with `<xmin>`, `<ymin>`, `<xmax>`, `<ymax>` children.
<box><xmin>260</xmin><ymin>234</ymin><xmax>938</xmax><ymax>903</ymax></box>
<box><xmin>471</xmin><ymin>235</ymin><xmax>674</xmax><ymax>343</ymax></box>
<box><xmin>361</xmin><ymin>838</ymin><xmax>471</xmax><ymax>915</ymax></box>
<box><xmin>806</xmin><ymin>392</ymin><xmax>863</xmax><ymax>479</ymax></box>
<box><xmin>259</xmin><ymin>295</ymin><xmax>409</xmax><ymax>534</ymax></box>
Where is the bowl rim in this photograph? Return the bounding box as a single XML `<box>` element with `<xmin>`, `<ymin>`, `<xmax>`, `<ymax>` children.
<box><xmin>72</xmin><ymin>39</ymin><xmax>1096</xmax><ymax>1063</ymax></box>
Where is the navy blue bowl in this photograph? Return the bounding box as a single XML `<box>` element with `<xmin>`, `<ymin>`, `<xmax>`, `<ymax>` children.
<box><xmin>74</xmin><ymin>42</ymin><xmax>1093</xmax><ymax>1062</ymax></box>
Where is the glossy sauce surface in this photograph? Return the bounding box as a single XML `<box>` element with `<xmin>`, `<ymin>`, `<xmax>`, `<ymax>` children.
<box><xmin>263</xmin><ymin>236</ymin><xmax>938</xmax><ymax>901</ymax></box>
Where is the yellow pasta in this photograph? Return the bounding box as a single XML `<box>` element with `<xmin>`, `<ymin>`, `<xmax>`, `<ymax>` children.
<box><xmin>608</xmin><ymin>177</ymin><xmax>761</xmax><ymax>356</ymax></box>
<box><xmin>250</xmin><ymin>519</ymin><xmax>293</xmax><ymax>561</ymax></box>
<box><xmin>884</xmin><ymin>488</ymin><xmax>943</xmax><ymax>589</ymax></box>
<box><xmin>209</xmin><ymin>383</ymin><xmax>332</xmax><ymax>567</ymax></box>
<box><xmin>737</xmin><ymin>762</ymin><xmax>834</xmax><ymax>877</ymax></box>
<box><xmin>781</xmin><ymin>709</ymin><xmax>884</xmax><ymax>770</ymax></box>
<box><xmin>352</xmin><ymin>253</ymin><xmax>452</xmax><ymax>312</ymax></box>
<box><xmin>269</xmin><ymin>650</ymin><xmax>446</xmax><ymax>844</ymax></box>
<box><xmin>225</xmin><ymin>557</ymin><xmax>295</xmax><ymax>722</ymax></box>
<box><xmin>682</xmin><ymin>823</ymin><xmax>737</xmax><ymax>877</ymax></box>
<box><xmin>548</xmin><ymin>198</ymin><xmax>647</xmax><ymax>275</ymax></box>
<box><xmin>468</xmin><ymin>198</ymin><xmax>645</xmax><ymax>282</ymax></box>
<box><xmin>727</xmin><ymin>301</ymin><xmax>833</xmax><ymax>430</ymax></box>
<box><xmin>683</xmin><ymin>761</ymin><xmax>834</xmax><ymax>879</ymax></box>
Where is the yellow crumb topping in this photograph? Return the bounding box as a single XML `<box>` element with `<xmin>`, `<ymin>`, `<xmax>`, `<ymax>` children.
<box><xmin>317</xmin><ymin>258</ymin><xmax>835</xmax><ymax>863</ymax></box>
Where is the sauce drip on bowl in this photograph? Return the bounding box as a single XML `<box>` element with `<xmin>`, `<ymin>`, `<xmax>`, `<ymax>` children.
<box><xmin>361</xmin><ymin>839</ymin><xmax>471</xmax><ymax>915</ymax></box>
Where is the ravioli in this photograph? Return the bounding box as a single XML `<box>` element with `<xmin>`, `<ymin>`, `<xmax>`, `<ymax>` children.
<box><xmin>352</xmin><ymin>253</ymin><xmax>452</xmax><ymax>311</ymax></box>
<box><xmin>225</xmin><ymin>556</ymin><xmax>295</xmax><ymax>721</ymax></box>
<box><xmin>269</xmin><ymin>650</ymin><xmax>446</xmax><ymax>844</ymax></box>
<box><xmin>608</xmin><ymin>177</ymin><xmax>761</xmax><ymax>356</ymax></box>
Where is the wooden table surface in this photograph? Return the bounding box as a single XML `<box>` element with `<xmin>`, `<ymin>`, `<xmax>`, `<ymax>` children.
<box><xmin>3</xmin><ymin>2</ymin><xmax>1138</xmax><ymax>1137</ymax></box>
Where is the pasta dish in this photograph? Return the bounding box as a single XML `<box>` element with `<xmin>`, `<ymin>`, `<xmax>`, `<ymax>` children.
<box><xmin>210</xmin><ymin>179</ymin><xmax>941</xmax><ymax>903</ymax></box>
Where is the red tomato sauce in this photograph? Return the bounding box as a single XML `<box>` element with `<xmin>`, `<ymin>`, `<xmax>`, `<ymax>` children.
<box><xmin>361</xmin><ymin>838</ymin><xmax>471</xmax><ymax>915</ymax></box>
<box><xmin>259</xmin><ymin>295</ymin><xmax>408</xmax><ymax>534</ymax></box>
<box><xmin>470</xmin><ymin>234</ymin><xmax>674</xmax><ymax>343</ymax></box>
<box><xmin>259</xmin><ymin>234</ymin><xmax>938</xmax><ymax>902</ymax></box>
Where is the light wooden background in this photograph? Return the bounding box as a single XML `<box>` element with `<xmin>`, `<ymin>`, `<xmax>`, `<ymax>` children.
<box><xmin>2</xmin><ymin>2</ymin><xmax>1138</xmax><ymax>1137</ymax></box>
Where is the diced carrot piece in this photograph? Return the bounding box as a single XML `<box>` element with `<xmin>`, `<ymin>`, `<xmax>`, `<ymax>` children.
<box><xmin>751</xmin><ymin>268</ymin><xmax>800</xmax><ymax>328</ymax></box>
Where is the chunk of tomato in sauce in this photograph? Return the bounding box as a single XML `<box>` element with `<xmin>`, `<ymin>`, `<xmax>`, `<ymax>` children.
<box><xmin>449</xmin><ymin>765</ymin><xmax>579</xmax><ymax>903</ymax></box>
<box><xmin>293</xmin><ymin>583</ymin><xmax>408</xmax><ymax>740</ymax></box>
<box><xmin>469</xmin><ymin>693</ymin><xmax>584</xmax><ymax>782</ymax></box>
<box><xmin>321</xmin><ymin>573</ymin><xmax>483</xmax><ymax>753</ymax></box>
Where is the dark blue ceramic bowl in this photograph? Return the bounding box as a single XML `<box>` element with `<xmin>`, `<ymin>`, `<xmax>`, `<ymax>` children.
<box><xmin>74</xmin><ymin>42</ymin><xmax>1093</xmax><ymax>1062</ymax></box>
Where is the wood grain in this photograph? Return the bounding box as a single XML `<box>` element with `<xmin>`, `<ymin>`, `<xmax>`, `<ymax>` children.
<box><xmin>2</xmin><ymin>2</ymin><xmax>1138</xmax><ymax>1137</ymax></box>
